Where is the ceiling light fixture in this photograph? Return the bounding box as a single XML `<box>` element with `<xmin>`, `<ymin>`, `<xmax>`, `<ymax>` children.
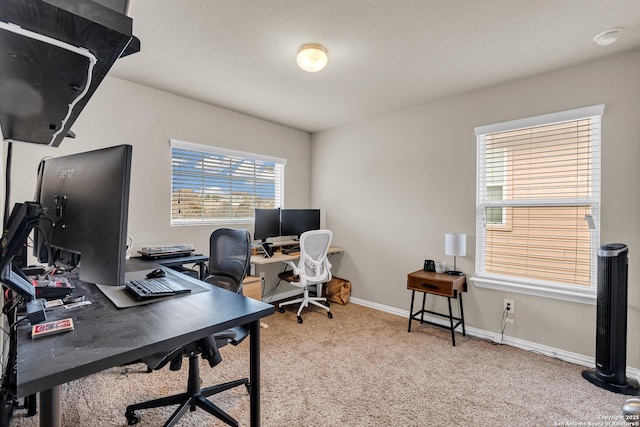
<box><xmin>296</xmin><ymin>43</ymin><xmax>328</xmax><ymax>72</ymax></box>
<box><xmin>593</xmin><ymin>28</ymin><xmax>623</xmax><ymax>46</ymax></box>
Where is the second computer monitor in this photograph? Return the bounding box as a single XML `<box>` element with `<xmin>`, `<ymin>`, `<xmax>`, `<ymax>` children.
<box><xmin>280</xmin><ymin>209</ymin><xmax>320</xmax><ymax>239</ymax></box>
<box><xmin>253</xmin><ymin>208</ymin><xmax>281</xmax><ymax>242</ymax></box>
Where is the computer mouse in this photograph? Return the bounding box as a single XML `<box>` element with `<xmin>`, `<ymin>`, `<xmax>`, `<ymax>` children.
<box><xmin>146</xmin><ymin>268</ymin><xmax>166</xmax><ymax>279</ymax></box>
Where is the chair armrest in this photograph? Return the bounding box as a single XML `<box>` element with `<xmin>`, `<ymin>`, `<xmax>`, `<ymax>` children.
<box><xmin>141</xmin><ymin>345</ymin><xmax>184</xmax><ymax>371</ymax></box>
<box><xmin>199</xmin><ymin>329</ymin><xmax>239</xmax><ymax>368</ymax></box>
<box><xmin>283</xmin><ymin>260</ymin><xmax>298</xmax><ymax>272</ymax></box>
<box><xmin>213</xmin><ymin>329</ymin><xmax>237</xmax><ymax>342</ymax></box>
<box><xmin>228</xmin><ymin>325</ymin><xmax>249</xmax><ymax>346</ymax></box>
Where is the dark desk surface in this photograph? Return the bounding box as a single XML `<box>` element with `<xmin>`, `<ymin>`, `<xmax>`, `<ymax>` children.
<box><xmin>126</xmin><ymin>254</ymin><xmax>208</xmax><ymax>271</ymax></box>
<box><xmin>16</xmin><ymin>269</ymin><xmax>274</xmax><ymax>397</ymax></box>
<box><xmin>127</xmin><ymin>254</ymin><xmax>210</xmax><ymax>280</ymax></box>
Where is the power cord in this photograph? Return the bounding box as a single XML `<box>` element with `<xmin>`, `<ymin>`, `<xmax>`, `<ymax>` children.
<box><xmin>125</xmin><ymin>235</ymin><xmax>133</xmax><ymax>260</ymax></box>
<box><xmin>499</xmin><ymin>304</ymin><xmax>511</xmax><ymax>342</ymax></box>
<box><xmin>0</xmin><ymin>22</ymin><xmax>97</xmax><ymax>146</ymax></box>
<box><xmin>3</xmin><ymin>142</ymin><xmax>12</xmax><ymax>227</ymax></box>
<box><xmin>263</xmin><ymin>279</ymin><xmax>282</xmax><ymax>303</ymax></box>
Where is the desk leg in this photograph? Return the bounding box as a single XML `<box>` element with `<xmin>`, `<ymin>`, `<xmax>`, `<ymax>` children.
<box><xmin>407</xmin><ymin>290</ymin><xmax>415</xmax><ymax>332</ymax></box>
<box><xmin>198</xmin><ymin>261</ymin><xmax>206</xmax><ymax>280</ymax></box>
<box><xmin>249</xmin><ymin>320</ymin><xmax>261</xmax><ymax>427</ymax></box>
<box><xmin>447</xmin><ymin>297</ymin><xmax>456</xmax><ymax>346</ymax></box>
<box><xmin>40</xmin><ymin>386</ymin><xmax>62</xmax><ymax>427</ymax></box>
<box><xmin>25</xmin><ymin>394</ymin><xmax>37</xmax><ymax>416</ymax></box>
<box><xmin>420</xmin><ymin>293</ymin><xmax>426</xmax><ymax>323</ymax></box>
<box><xmin>459</xmin><ymin>292</ymin><xmax>466</xmax><ymax>336</ymax></box>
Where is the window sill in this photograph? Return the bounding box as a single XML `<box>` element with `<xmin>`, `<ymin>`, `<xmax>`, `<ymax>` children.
<box><xmin>171</xmin><ymin>218</ymin><xmax>252</xmax><ymax>227</ymax></box>
<box><xmin>470</xmin><ymin>275</ymin><xmax>596</xmax><ymax>305</ymax></box>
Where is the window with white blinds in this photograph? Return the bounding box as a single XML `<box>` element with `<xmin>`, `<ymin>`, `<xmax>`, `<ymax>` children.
<box><xmin>474</xmin><ymin>105</ymin><xmax>603</xmax><ymax>302</ymax></box>
<box><xmin>170</xmin><ymin>140</ymin><xmax>285</xmax><ymax>226</ymax></box>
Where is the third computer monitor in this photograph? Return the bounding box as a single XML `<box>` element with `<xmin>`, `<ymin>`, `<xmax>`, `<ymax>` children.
<box><xmin>280</xmin><ymin>209</ymin><xmax>320</xmax><ymax>239</ymax></box>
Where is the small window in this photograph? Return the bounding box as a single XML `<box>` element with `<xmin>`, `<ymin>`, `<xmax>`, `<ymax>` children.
<box><xmin>170</xmin><ymin>140</ymin><xmax>286</xmax><ymax>226</ymax></box>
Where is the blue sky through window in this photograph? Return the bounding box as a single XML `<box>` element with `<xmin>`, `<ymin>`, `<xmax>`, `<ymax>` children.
<box><xmin>171</xmin><ymin>145</ymin><xmax>283</xmax><ymax>223</ymax></box>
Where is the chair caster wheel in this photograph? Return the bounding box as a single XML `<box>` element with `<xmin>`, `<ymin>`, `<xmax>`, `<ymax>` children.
<box><xmin>125</xmin><ymin>411</ymin><xmax>140</xmax><ymax>425</ymax></box>
<box><xmin>278</xmin><ymin>307</ymin><xmax>284</xmax><ymax>313</ymax></box>
<box><xmin>324</xmin><ymin>301</ymin><xmax>330</xmax><ymax>307</ymax></box>
<box><xmin>297</xmin><ymin>316</ymin><xmax>303</xmax><ymax>324</ymax></box>
<box><xmin>327</xmin><ymin>311</ymin><xmax>333</xmax><ymax>319</ymax></box>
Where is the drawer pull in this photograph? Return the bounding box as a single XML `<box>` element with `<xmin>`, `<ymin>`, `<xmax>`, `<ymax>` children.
<box><xmin>422</xmin><ymin>283</ymin><xmax>439</xmax><ymax>289</ymax></box>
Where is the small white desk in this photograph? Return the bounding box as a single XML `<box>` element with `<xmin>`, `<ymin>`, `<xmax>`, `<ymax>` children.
<box><xmin>250</xmin><ymin>246</ymin><xmax>343</xmax><ymax>266</ymax></box>
<box><xmin>250</xmin><ymin>246</ymin><xmax>344</xmax><ymax>298</ymax></box>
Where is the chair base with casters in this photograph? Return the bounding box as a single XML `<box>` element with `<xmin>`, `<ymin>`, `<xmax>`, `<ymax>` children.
<box><xmin>277</xmin><ymin>277</ymin><xmax>333</xmax><ymax>324</ymax></box>
<box><xmin>125</xmin><ymin>331</ymin><xmax>249</xmax><ymax>427</ymax></box>
<box><xmin>126</xmin><ymin>229</ymin><xmax>253</xmax><ymax>426</ymax></box>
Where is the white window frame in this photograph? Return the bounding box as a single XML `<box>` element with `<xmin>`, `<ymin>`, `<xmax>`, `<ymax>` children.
<box><xmin>170</xmin><ymin>139</ymin><xmax>286</xmax><ymax>226</ymax></box>
<box><xmin>472</xmin><ymin>105</ymin><xmax>604</xmax><ymax>305</ymax></box>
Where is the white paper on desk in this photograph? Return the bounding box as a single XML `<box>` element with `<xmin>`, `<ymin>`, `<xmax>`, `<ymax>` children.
<box><xmin>64</xmin><ymin>301</ymin><xmax>92</xmax><ymax>309</ymax></box>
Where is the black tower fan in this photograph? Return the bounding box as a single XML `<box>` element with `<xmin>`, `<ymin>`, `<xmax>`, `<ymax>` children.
<box><xmin>582</xmin><ymin>243</ymin><xmax>639</xmax><ymax>395</ymax></box>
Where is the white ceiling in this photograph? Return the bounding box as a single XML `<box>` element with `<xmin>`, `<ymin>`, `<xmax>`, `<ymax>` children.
<box><xmin>110</xmin><ymin>0</ymin><xmax>640</xmax><ymax>133</ymax></box>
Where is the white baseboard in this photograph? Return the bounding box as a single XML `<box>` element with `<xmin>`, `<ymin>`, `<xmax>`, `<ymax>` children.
<box><xmin>348</xmin><ymin>296</ymin><xmax>640</xmax><ymax>382</ymax></box>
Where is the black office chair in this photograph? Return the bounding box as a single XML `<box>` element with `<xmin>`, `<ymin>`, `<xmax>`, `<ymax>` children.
<box><xmin>125</xmin><ymin>228</ymin><xmax>252</xmax><ymax>427</ymax></box>
<box><xmin>204</xmin><ymin>228</ymin><xmax>252</xmax><ymax>293</ymax></box>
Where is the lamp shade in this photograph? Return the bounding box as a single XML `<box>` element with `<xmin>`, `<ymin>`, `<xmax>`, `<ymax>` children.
<box><xmin>445</xmin><ymin>233</ymin><xmax>466</xmax><ymax>257</ymax></box>
<box><xmin>296</xmin><ymin>43</ymin><xmax>328</xmax><ymax>72</ymax></box>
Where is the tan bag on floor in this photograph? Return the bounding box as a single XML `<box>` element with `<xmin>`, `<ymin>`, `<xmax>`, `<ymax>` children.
<box><xmin>325</xmin><ymin>276</ymin><xmax>351</xmax><ymax>304</ymax></box>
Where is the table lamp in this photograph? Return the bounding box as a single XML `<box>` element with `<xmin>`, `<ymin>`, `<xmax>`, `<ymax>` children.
<box><xmin>445</xmin><ymin>233</ymin><xmax>466</xmax><ymax>276</ymax></box>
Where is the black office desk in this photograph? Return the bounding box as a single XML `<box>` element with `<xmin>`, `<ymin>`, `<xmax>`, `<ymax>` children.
<box><xmin>127</xmin><ymin>254</ymin><xmax>209</xmax><ymax>280</ymax></box>
<box><xmin>16</xmin><ymin>270</ymin><xmax>274</xmax><ymax>427</ymax></box>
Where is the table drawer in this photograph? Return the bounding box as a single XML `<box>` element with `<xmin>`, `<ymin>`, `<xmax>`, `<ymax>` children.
<box><xmin>407</xmin><ymin>278</ymin><xmax>453</xmax><ymax>297</ymax></box>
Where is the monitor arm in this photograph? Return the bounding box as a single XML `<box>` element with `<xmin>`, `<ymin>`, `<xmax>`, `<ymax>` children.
<box><xmin>0</xmin><ymin>202</ymin><xmax>45</xmax><ymax>301</ymax></box>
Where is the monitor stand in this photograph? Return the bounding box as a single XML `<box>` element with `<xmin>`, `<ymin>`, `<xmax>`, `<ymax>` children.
<box><xmin>261</xmin><ymin>241</ymin><xmax>273</xmax><ymax>258</ymax></box>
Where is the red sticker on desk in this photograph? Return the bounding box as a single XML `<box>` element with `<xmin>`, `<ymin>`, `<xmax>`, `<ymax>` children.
<box><xmin>31</xmin><ymin>318</ymin><xmax>74</xmax><ymax>339</ymax></box>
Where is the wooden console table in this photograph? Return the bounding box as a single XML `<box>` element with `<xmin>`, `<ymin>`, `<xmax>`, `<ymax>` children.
<box><xmin>407</xmin><ymin>270</ymin><xmax>466</xmax><ymax>346</ymax></box>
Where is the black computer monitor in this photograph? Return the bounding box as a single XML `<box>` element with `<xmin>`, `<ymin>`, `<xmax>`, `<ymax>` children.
<box><xmin>35</xmin><ymin>145</ymin><xmax>132</xmax><ymax>286</ymax></box>
<box><xmin>280</xmin><ymin>209</ymin><xmax>320</xmax><ymax>239</ymax></box>
<box><xmin>253</xmin><ymin>208</ymin><xmax>280</xmax><ymax>242</ymax></box>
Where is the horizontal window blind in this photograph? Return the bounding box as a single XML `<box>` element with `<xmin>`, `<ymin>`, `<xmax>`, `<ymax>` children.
<box><xmin>170</xmin><ymin>140</ymin><xmax>285</xmax><ymax>225</ymax></box>
<box><xmin>476</xmin><ymin>106</ymin><xmax>602</xmax><ymax>288</ymax></box>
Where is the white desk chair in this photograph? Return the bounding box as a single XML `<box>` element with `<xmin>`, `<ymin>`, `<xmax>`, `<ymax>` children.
<box><xmin>278</xmin><ymin>229</ymin><xmax>333</xmax><ymax>324</ymax></box>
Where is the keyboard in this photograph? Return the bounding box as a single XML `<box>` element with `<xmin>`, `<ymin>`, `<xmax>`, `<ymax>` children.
<box><xmin>125</xmin><ymin>278</ymin><xmax>191</xmax><ymax>301</ymax></box>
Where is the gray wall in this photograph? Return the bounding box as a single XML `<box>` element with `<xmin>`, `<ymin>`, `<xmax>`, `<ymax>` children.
<box><xmin>6</xmin><ymin>77</ymin><xmax>312</xmax><ymax>256</ymax></box>
<box><xmin>311</xmin><ymin>50</ymin><xmax>640</xmax><ymax>369</ymax></box>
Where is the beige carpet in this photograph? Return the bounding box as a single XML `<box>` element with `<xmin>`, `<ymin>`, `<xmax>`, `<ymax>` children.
<box><xmin>9</xmin><ymin>302</ymin><xmax>631</xmax><ymax>426</ymax></box>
